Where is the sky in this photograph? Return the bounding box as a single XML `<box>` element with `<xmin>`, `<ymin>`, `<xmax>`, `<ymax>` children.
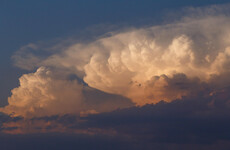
<box><xmin>1</xmin><ymin>0</ymin><xmax>230</xmax><ymax>150</ymax></box>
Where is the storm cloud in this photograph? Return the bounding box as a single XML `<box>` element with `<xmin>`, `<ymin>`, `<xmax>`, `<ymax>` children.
<box><xmin>1</xmin><ymin>86</ymin><xmax>230</xmax><ymax>149</ymax></box>
<box><xmin>0</xmin><ymin>67</ymin><xmax>133</xmax><ymax>118</ymax></box>
<box><xmin>1</xmin><ymin>4</ymin><xmax>230</xmax><ymax>119</ymax></box>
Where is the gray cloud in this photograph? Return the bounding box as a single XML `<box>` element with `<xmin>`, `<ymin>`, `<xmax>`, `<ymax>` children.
<box><xmin>1</xmin><ymin>84</ymin><xmax>230</xmax><ymax>149</ymax></box>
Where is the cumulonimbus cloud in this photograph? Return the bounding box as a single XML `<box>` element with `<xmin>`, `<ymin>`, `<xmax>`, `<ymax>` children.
<box><xmin>0</xmin><ymin>67</ymin><xmax>133</xmax><ymax>118</ymax></box>
<box><xmin>2</xmin><ymin>4</ymin><xmax>230</xmax><ymax>117</ymax></box>
<box><xmin>44</xmin><ymin>15</ymin><xmax>230</xmax><ymax>105</ymax></box>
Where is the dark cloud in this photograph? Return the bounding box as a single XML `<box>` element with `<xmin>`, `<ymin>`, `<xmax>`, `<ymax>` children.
<box><xmin>0</xmin><ymin>133</ymin><xmax>135</xmax><ymax>150</ymax></box>
<box><xmin>1</xmin><ymin>84</ymin><xmax>230</xmax><ymax>149</ymax></box>
<box><xmin>85</xmin><ymin>100</ymin><xmax>230</xmax><ymax>144</ymax></box>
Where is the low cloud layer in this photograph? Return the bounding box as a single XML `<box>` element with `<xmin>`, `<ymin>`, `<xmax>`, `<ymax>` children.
<box><xmin>1</xmin><ymin>4</ymin><xmax>230</xmax><ymax>117</ymax></box>
<box><xmin>1</xmin><ymin>86</ymin><xmax>230</xmax><ymax>149</ymax></box>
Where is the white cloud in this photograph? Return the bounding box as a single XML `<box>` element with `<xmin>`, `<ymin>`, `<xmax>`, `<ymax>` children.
<box><xmin>3</xmin><ymin>4</ymin><xmax>230</xmax><ymax>117</ymax></box>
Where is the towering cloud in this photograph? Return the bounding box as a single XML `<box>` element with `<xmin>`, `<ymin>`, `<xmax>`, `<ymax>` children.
<box><xmin>0</xmin><ymin>67</ymin><xmax>133</xmax><ymax>118</ymax></box>
<box><xmin>45</xmin><ymin>15</ymin><xmax>230</xmax><ymax>105</ymax></box>
<box><xmin>2</xmin><ymin>4</ymin><xmax>230</xmax><ymax>117</ymax></box>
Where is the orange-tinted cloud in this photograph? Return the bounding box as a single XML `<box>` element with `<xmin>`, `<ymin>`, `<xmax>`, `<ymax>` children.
<box><xmin>2</xmin><ymin>5</ymin><xmax>230</xmax><ymax>117</ymax></box>
<box><xmin>0</xmin><ymin>67</ymin><xmax>133</xmax><ymax>118</ymax></box>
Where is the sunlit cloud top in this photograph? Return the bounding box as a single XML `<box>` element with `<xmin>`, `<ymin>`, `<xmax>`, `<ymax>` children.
<box><xmin>1</xmin><ymin>4</ymin><xmax>230</xmax><ymax>118</ymax></box>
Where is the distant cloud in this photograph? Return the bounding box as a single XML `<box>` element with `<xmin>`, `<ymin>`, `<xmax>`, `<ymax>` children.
<box><xmin>0</xmin><ymin>67</ymin><xmax>133</xmax><ymax>118</ymax></box>
<box><xmin>2</xmin><ymin>4</ymin><xmax>230</xmax><ymax>117</ymax></box>
<box><xmin>1</xmin><ymin>87</ymin><xmax>230</xmax><ymax>149</ymax></box>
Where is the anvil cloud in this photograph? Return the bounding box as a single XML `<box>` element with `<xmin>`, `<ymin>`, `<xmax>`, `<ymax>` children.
<box><xmin>1</xmin><ymin>5</ymin><xmax>230</xmax><ymax>117</ymax></box>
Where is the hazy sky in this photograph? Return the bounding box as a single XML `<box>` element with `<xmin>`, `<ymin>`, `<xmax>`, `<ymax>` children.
<box><xmin>1</xmin><ymin>1</ymin><xmax>230</xmax><ymax>150</ymax></box>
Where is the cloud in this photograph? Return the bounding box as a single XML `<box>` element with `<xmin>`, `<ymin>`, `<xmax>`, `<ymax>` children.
<box><xmin>2</xmin><ymin>4</ymin><xmax>230</xmax><ymax>117</ymax></box>
<box><xmin>0</xmin><ymin>132</ymin><xmax>137</xmax><ymax>150</ymax></box>
<box><xmin>1</xmin><ymin>4</ymin><xmax>230</xmax><ymax>150</ymax></box>
<box><xmin>18</xmin><ymin>15</ymin><xmax>230</xmax><ymax>105</ymax></box>
<box><xmin>1</xmin><ymin>86</ymin><xmax>230</xmax><ymax>149</ymax></box>
<box><xmin>0</xmin><ymin>67</ymin><xmax>133</xmax><ymax>118</ymax></box>
<box><xmin>80</xmin><ymin>16</ymin><xmax>230</xmax><ymax>105</ymax></box>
